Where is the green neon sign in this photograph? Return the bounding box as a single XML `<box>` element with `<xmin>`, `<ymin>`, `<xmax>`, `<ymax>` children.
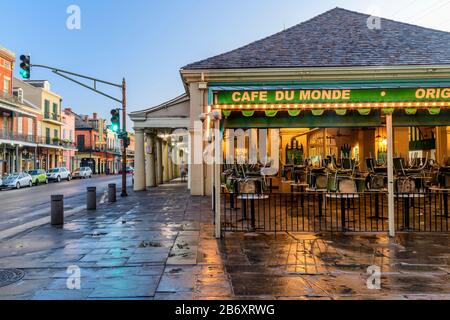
<box><xmin>216</xmin><ymin>88</ymin><xmax>450</xmax><ymax>105</ymax></box>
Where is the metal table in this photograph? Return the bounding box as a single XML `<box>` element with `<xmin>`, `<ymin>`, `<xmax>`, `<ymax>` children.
<box><xmin>326</xmin><ymin>193</ymin><xmax>360</xmax><ymax>231</ymax></box>
<box><xmin>394</xmin><ymin>194</ymin><xmax>425</xmax><ymax>231</ymax></box>
<box><xmin>290</xmin><ymin>182</ymin><xmax>309</xmax><ymax>210</ymax></box>
<box><xmin>237</xmin><ymin>194</ymin><xmax>269</xmax><ymax>231</ymax></box>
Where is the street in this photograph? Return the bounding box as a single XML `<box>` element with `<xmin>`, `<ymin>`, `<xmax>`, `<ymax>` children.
<box><xmin>0</xmin><ymin>174</ymin><xmax>133</xmax><ymax>238</ymax></box>
<box><xmin>0</xmin><ymin>183</ymin><xmax>448</xmax><ymax>300</ymax></box>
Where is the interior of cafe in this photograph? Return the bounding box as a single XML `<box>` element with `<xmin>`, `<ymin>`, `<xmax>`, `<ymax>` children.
<box><xmin>217</xmin><ymin>96</ymin><xmax>450</xmax><ymax>233</ymax></box>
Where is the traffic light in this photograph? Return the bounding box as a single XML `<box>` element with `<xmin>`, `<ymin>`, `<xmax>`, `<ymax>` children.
<box><xmin>123</xmin><ymin>136</ymin><xmax>130</xmax><ymax>148</ymax></box>
<box><xmin>110</xmin><ymin>109</ymin><xmax>120</xmax><ymax>133</ymax></box>
<box><xmin>118</xmin><ymin>131</ymin><xmax>130</xmax><ymax>148</ymax></box>
<box><xmin>19</xmin><ymin>55</ymin><xmax>31</xmax><ymax>79</ymax></box>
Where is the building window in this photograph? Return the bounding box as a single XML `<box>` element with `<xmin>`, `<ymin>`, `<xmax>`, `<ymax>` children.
<box><xmin>44</xmin><ymin>100</ymin><xmax>50</xmax><ymax>118</ymax></box>
<box><xmin>3</xmin><ymin>59</ymin><xmax>12</xmax><ymax>70</ymax></box>
<box><xmin>3</xmin><ymin>76</ymin><xmax>10</xmax><ymax>94</ymax></box>
<box><xmin>54</xmin><ymin>129</ymin><xmax>58</xmax><ymax>139</ymax></box>
<box><xmin>53</xmin><ymin>103</ymin><xmax>58</xmax><ymax>119</ymax></box>
<box><xmin>77</xmin><ymin>135</ymin><xmax>85</xmax><ymax>150</ymax></box>
<box><xmin>45</xmin><ymin>128</ymin><xmax>50</xmax><ymax>144</ymax></box>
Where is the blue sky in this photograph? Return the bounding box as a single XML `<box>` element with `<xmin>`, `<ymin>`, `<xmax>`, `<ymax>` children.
<box><xmin>1</xmin><ymin>0</ymin><xmax>449</xmax><ymax>127</ymax></box>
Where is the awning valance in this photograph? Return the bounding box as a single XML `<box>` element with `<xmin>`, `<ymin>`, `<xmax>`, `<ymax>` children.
<box><xmin>222</xmin><ymin>109</ymin><xmax>450</xmax><ymax>129</ymax></box>
<box><xmin>222</xmin><ymin>107</ymin><xmax>444</xmax><ymax>118</ymax></box>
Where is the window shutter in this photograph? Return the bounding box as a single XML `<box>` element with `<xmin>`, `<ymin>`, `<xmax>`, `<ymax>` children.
<box><xmin>18</xmin><ymin>116</ymin><xmax>23</xmax><ymax>134</ymax></box>
<box><xmin>28</xmin><ymin>118</ymin><xmax>33</xmax><ymax>136</ymax></box>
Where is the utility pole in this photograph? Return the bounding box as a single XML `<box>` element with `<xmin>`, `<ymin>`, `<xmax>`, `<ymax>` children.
<box><xmin>121</xmin><ymin>78</ymin><xmax>128</xmax><ymax>197</ymax></box>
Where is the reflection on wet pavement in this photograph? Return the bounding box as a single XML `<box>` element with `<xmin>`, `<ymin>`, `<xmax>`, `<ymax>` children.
<box><xmin>0</xmin><ymin>183</ymin><xmax>448</xmax><ymax>300</ymax></box>
<box><xmin>220</xmin><ymin>232</ymin><xmax>450</xmax><ymax>300</ymax></box>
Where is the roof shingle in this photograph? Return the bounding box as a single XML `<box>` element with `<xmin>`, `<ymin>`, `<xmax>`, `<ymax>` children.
<box><xmin>182</xmin><ymin>7</ymin><xmax>450</xmax><ymax>70</ymax></box>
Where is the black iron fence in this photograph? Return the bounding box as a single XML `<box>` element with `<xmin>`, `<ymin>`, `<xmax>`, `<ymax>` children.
<box><xmin>221</xmin><ymin>191</ymin><xmax>449</xmax><ymax>233</ymax></box>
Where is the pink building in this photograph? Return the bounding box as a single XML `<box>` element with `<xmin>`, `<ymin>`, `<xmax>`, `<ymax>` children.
<box><xmin>61</xmin><ymin>108</ymin><xmax>77</xmax><ymax>171</ymax></box>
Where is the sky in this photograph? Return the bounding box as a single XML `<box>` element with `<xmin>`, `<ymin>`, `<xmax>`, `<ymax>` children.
<box><xmin>1</xmin><ymin>0</ymin><xmax>450</xmax><ymax>129</ymax></box>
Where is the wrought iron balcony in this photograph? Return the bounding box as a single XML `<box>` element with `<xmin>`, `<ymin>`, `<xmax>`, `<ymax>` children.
<box><xmin>0</xmin><ymin>129</ymin><xmax>37</xmax><ymax>144</ymax></box>
<box><xmin>44</xmin><ymin>112</ymin><xmax>62</xmax><ymax>122</ymax></box>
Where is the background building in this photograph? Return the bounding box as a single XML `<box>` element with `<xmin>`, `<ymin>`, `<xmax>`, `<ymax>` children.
<box><xmin>1</xmin><ymin>46</ymin><xmax>41</xmax><ymax>175</ymax></box>
<box><xmin>106</xmin><ymin>124</ymin><xmax>121</xmax><ymax>174</ymax></box>
<box><xmin>75</xmin><ymin>112</ymin><xmax>121</xmax><ymax>174</ymax></box>
<box><xmin>13</xmin><ymin>78</ymin><xmax>64</xmax><ymax>170</ymax></box>
<box><xmin>61</xmin><ymin>107</ymin><xmax>77</xmax><ymax>171</ymax></box>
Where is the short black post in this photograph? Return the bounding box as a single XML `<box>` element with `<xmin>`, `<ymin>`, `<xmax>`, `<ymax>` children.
<box><xmin>51</xmin><ymin>195</ymin><xmax>64</xmax><ymax>226</ymax></box>
<box><xmin>108</xmin><ymin>183</ymin><xmax>117</xmax><ymax>203</ymax></box>
<box><xmin>87</xmin><ymin>187</ymin><xmax>97</xmax><ymax>210</ymax></box>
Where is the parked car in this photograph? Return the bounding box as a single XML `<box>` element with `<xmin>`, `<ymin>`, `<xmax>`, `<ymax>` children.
<box><xmin>47</xmin><ymin>167</ymin><xmax>72</xmax><ymax>182</ymax></box>
<box><xmin>72</xmin><ymin>167</ymin><xmax>93</xmax><ymax>179</ymax></box>
<box><xmin>119</xmin><ymin>166</ymin><xmax>134</xmax><ymax>174</ymax></box>
<box><xmin>28</xmin><ymin>169</ymin><xmax>49</xmax><ymax>185</ymax></box>
<box><xmin>1</xmin><ymin>173</ymin><xmax>33</xmax><ymax>189</ymax></box>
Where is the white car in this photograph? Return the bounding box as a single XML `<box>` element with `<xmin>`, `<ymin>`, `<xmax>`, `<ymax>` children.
<box><xmin>72</xmin><ymin>167</ymin><xmax>93</xmax><ymax>179</ymax></box>
<box><xmin>47</xmin><ymin>167</ymin><xmax>72</xmax><ymax>182</ymax></box>
<box><xmin>1</xmin><ymin>173</ymin><xmax>33</xmax><ymax>189</ymax></box>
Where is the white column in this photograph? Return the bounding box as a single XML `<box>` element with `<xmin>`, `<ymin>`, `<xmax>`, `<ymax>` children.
<box><xmin>386</xmin><ymin>114</ymin><xmax>395</xmax><ymax>237</ymax></box>
<box><xmin>156</xmin><ymin>138</ymin><xmax>163</xmax><ymax>185</ymax></box>
<box><xmin>214</xmin><ymin>118</ymin><xmax>221</xmax><ymax>239</ymax></box>
<box><xmin>145</xmin><ymin>132</ymin><xmax>157</xmax><ymax>188</ymax></box>
<box><xmin>168</xmin><ymin>140</ymin><xmax>173</xmax><ymax>181</ymax></box>
<box><xmin>133</xmin><ymin>129</ymin><xmax>146</xmax><ymax>191</ymax></box>
<box><xmin>163</xmin><ymin>140</ymin><xmax>169</xmax><ymax>182</ymax></box>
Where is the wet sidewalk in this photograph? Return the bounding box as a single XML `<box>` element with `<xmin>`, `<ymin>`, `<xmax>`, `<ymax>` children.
<box><xmin>0</xmin><ymin>183</ymin><xmax>449</xmax><ymax>300</ymax></box>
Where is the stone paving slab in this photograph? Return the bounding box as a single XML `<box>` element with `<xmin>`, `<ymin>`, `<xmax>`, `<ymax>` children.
<box><xmin>0</xmin><ymin>182</ymin><xmax>449</xmax><ymax>300</ymax></box>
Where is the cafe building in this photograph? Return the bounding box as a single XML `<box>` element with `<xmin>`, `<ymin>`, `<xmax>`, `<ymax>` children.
<box><xmin>131</xmin><ymin>8</ymin><xmax>450</xmax><ymax>237</ymax></box>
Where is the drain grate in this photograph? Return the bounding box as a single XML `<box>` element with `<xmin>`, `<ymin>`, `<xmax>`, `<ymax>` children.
<box><xmin>0</xmin><ymin>269</ymin><xmax>25</xmax><ymax>288</ymax></box>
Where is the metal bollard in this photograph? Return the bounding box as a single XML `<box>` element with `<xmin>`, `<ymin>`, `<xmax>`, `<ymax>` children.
<box><xmin>87</xmin><ymin>187</ymin><xmax>97</xmax><ymax>210</ymax></box>
<box><xmin>51</xmin><ymin>195</ymin><xmax>64</xmax><ymax>226</ymax></box>
<box><xmin>108</xmin><ymin>183</ymin><xmax>117</xmax><ymax>203</ymax></box>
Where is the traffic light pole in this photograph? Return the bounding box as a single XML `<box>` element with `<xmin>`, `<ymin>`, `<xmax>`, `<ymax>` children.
<box><xmin>121</xmin><ymin>79</ymin><xmax>128</xmax><ymax>197</ymax></box>
<box><xmin>30</xmin><ymin>63</ymin><xmax>129</xmax><ymax>197</ymax></box>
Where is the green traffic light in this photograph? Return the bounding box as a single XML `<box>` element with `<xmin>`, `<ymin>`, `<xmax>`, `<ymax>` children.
<box><xmin>112</xmin><ymin>124</ymin><xmax>119</xmax><ymax>132</ymax></box>
<box><xmin>20</xmin><ymin>69</ymin><xmax>30</xmax><ymax>79</ymax></box>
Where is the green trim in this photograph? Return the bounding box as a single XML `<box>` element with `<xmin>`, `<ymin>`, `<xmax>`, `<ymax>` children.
<box><xmin>405</xmin><ymin>108</ymin><xmax>418</xmax><ymax>115</ymax></box>
<box><xmin>335</xmin><ymin>109</ymin><xmax>347</xmax><ymax>116</ymax></box>
<box><xmin>288</xmin><ymin>109</ymin><xmax>302</xmax><ymax>117</ymax></box>
<box><xmin>311</xmin><ymin>109</ymin><xmax>325</xmax><ymax>116</ymax></box>
<box><xmin>224</xmin><ymin>109</ymin><xmax>450</xmax><ymax>129</ymax></box>
<box><xmin>382</xmin><ymin>108</ymin><xmax>395</xmax><ymax>115</ymax></box>
<box><xmin>265</xmin><ymin>110</ymin><xmax>278</xmax><ymax>117</ymax></box>
<box><xmin>357</xmin><ymin>109</ymin><xmax>371</xmax><ymax>116</ymax></box>
<box><xmin>222</xmin><ymin>110</ymin><xmax>232</xmax><ymax>118</ymax></box>
<box><xmin>428</xmin><ymin>108</ymin><xmax>441</xmax><ymax>115</ymax></box>
<box><xmin>217</xmin><ymin>87</ymin><xmax>450</xmax><ymax>105</ymax></box>
<box><xmin>242</xmin><ymin>110</ymin><xmax>255</xmax><ymax>117</ymax></box>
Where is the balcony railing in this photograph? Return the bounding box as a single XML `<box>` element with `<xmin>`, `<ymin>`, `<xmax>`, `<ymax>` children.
<box><xmin>0</xmin><ymin>129</ymin><xmax>37</xmax><ymax>143</ymax></box>
<box><xmin>44</xmin><ymin>112</ymin><xmax>62</xmax><ymax>122</ymax></box>
<box><xmin>0</xmin><ymin>130</ymin><xmax>79</xmax><ymax>148</ymax></box>
<box><xmin>37</xmin><ymin>136</ymin><xmax>77</xmax><ymax>148</ymax></box>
